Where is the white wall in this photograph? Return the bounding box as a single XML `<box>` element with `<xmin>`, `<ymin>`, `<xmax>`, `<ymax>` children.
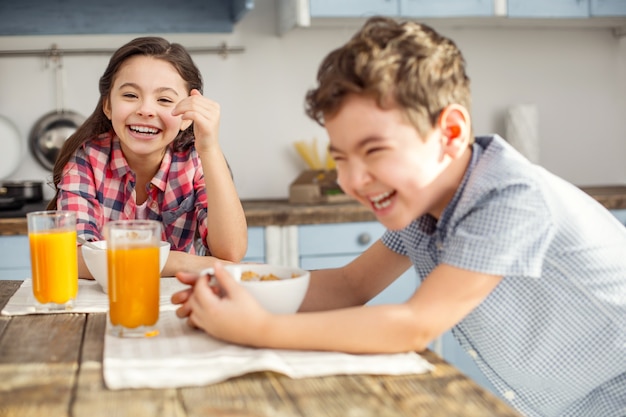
<box><xmin>0</xmin><ymin>0</ymin><xmax>625</xmax><ymax>200</ymax></box>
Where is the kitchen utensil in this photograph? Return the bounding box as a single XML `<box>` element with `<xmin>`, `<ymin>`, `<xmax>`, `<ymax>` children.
<box><xmin>29</xmin><ymin>55</ymin><xmax>85</xmax><ymax>171</ymax></box>
<box><xmin>0</xmin><ymin>180</ymin><xmax>44</xmax><ymax>203</ymax></box>
<box><xmin>0</xmin><ymin>114</ymin><xmax>22</xmax><ymax>180</ymax></box>
<box><xmin>77</xmin><ymin>236</ymin><xmax>103</xmax><ymax>251</ymax></box>
<box><xmin>0</xmin><ymin>196</ymin><xmax>25</xmax><ymax>211</ymax></box>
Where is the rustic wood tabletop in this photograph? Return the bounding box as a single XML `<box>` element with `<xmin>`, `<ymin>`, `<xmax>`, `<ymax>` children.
<box><xmin>0</xmin><ymin>280</ymin><xmax>521</xmax><ymax>417</ymax></box>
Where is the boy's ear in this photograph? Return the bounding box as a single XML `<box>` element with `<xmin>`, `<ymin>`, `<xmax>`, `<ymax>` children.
<box><xmin>438</xmin><ymin>104</ymin><xmax>471</xmax><ymax>158</ymax></box>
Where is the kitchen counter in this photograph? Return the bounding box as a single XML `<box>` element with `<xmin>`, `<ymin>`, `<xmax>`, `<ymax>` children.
<box><xmin>1</xmin><ymin>185</ymin><xmax>626</xmax><ymax>235</ymax></box>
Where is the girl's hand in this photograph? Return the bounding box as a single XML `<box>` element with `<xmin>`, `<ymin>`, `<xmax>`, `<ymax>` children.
<box><xmin>187</xmin><ymin>262</ymin><xmax>270</xmax><ymax>346</ymax></box>
<box><xmin>172</xmin><ymin>89</ymin><xmax>220</xmax><ymax>153</ymax></box>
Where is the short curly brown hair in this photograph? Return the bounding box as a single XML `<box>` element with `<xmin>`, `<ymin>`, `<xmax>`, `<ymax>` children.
<box><xmin>305</xmin><ymin>16</ymin><xmax>471</xmax><ymax>139</ymax></box>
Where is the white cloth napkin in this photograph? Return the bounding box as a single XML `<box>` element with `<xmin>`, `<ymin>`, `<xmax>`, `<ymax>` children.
<box><xmin>103</xmin><ymin>310</ymin><xmax>434</xmax><ymax>390</ymax></box>
<box><xmin>1</xmin><ymin>278</ymin><xmax>187</xmax><ymax>316</ymax></box>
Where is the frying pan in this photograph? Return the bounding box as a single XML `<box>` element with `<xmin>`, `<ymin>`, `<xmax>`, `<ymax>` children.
<box><xmin>29</xmin><ymin>56</ymin><xmax>85</xmax><ymax>171</ymax></box>
<box><xmin>0</xmin><ymin>180</ymin><xmax>43</xmax><ymax>203</ymax></box>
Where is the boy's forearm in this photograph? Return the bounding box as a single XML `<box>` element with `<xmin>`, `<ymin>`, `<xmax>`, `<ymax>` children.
<box><xmin>258</xmin><ymin>304</ymin><xmax>433</xmax><ymax>354</ymax></box>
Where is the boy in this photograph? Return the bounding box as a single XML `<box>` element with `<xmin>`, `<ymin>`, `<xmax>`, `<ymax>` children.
<box><xmin>173</xmin><ymin>17</ymin><xmax>626</xmax><ymax>417</ymax></box>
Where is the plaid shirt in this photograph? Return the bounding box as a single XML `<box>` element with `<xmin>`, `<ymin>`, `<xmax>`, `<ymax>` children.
<box><xmin>382</xmin><ymin>135</ymin><xmax>626</xmax><ymax>417</ymax></box>
<box><xmin>57</xmin><ymin>131</ymin><xmax>208</xmax><ymax>254</ymax></box>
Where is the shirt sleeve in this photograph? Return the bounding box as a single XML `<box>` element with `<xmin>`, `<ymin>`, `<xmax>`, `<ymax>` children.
<box><xmin>442</xmin><ymin>181</ymin><xmax>554</xmax><ymax>278</ymax></box>
<box><xmin>56</xmin><ymin>149</ymin><xmax>105</xmax><ymax>241</ymax></box>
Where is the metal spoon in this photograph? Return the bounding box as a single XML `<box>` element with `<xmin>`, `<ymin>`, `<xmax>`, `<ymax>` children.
<box><xmin>77</xmin><ymin>236</ymin><xmax>103</xmax><ymax>250</ymax></box>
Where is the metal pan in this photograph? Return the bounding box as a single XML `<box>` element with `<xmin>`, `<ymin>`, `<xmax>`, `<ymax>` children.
<box><xmin>0</xmin><ymin>180</ymin><xmax>44</xmax><ymax>203</ymax></box>
<box><xmin>29</xmin><ymin>55</ymin><xmax>85</xmax><ymax>171</ymax></box>
<box><xmin>28</xmin><ymin>110</ymin><xmax>84</xmax><ymax>171</ymax></box>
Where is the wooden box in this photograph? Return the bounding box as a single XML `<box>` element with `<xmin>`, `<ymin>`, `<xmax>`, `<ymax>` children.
<box><xmin>289</xmin><ymin>170</ymin><xmax>353</xmax><ymax>204</ymax></box>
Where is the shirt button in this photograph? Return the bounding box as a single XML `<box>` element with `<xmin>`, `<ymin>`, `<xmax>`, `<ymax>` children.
<box><xmin>467</xmin><ymin>350</ymin><xmax>478</xmax><ymax>359</ymax></box>
<box><xmin>436</xmin><ymin>242</ymin><xmax>443</xmax><ymax>250</ymax></box>
<box><xmin>503</xmin><ymin>391</ymin><xmax>515</xmax><ymax>400</ymax></box>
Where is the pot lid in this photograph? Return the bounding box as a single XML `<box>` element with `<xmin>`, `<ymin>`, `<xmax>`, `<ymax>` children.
<box><xmin>0</xmin><ymin>115</ymin><xmax>22</xmax><ymax>180</ymax></box>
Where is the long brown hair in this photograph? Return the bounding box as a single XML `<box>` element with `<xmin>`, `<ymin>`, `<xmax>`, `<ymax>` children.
<box><xmin>47</xmin><ymin>36</ymin><xmax>203</xmax><ymax>209</ymax></box>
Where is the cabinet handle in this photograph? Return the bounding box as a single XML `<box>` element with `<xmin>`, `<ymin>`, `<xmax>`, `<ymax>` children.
<box><xmin>357</xmin><ymin>233</ymin><xmax>371</xmax><ymax>246</ymax></box>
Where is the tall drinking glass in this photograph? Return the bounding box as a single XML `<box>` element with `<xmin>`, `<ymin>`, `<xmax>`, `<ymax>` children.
<box><xmin>27</xmin><ymin>210</ymin><xmax>78</xmax><ymax>311</ymax></box>
<box><xmin>105</xmin><ymin>220</ymin><xmax>162</xmax><ymax>338</ymax></box>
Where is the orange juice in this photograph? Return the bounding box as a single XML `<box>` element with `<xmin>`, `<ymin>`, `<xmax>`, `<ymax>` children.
<box><xmin>29</xmin><ymin>229</ymin><xmax>78</xmax><ymax>304</ymax></box>
<box><xmin>107</xmin><ymin>245</ymin><xmax>160</xmax><ymax>328</ymax></box>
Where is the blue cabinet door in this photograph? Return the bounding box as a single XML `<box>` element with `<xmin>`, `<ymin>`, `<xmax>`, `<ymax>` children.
<box><xmin>298</xmin><ymin>222</ymin><xmax>418</xmax><ymax>305</ymax></box>
<box><xmin>591</xmin><ymin>0</ymin><xmax>626</xmax><ymax>15</ymax></box>
<box><xmin>609</xmin><ymin>209</ymin><xmax>626</xmax><ymax>226</ymax></box>
<box><xmin>400</xmin><ymin>0</ymin><xmax>494</xmax><ymax>17</ymax></box>
<box><xmin>310</xmin><ymin>0</ymin><xmax>400</xmax><ymax>17</ymax></box>
<box><xmin>243</xmin><ymin>227</ymin><xmax>265</xmax><ymax>263</ymax></box>
<box><xmin>507</xmin><ymin>0</ymin><xmax>590</xmax><ymax>17</ymax></box>
<box><xmin>300</xmin><ymin>253</ymin><xmax>418</xmax><ymax>305</ymax></box>
<box><xmin>0</xmin><ymin>235</ymin><xmax>31</xmax><ymax>280</ymax></box>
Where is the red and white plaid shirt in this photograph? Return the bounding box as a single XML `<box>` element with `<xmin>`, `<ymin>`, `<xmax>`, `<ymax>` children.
<box><xmin>57</xmin><ymin>131</ymin><xmax>209</xmax><ymax>254</ymax></box>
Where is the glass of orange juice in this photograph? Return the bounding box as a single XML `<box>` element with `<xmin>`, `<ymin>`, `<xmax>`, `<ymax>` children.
<box><xmin>26</xmin><ymin>210</ymin><xmax>78</xmax><ymax>311</ymax></box>
<box><xmin>104</xmin><ymin>220</ymin><xmax>162</xmax><ymax>338</ymax></box>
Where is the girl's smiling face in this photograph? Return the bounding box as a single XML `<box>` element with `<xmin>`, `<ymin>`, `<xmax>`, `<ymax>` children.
<box><xmin>326</xmin><ymin>94</ymin><xmax>468</xmax><ymax>230</ymax></box>
<box><xmin>103</xmin><ymin>55</ymin><xmax>191</xmax><ymax>167</ymax></box>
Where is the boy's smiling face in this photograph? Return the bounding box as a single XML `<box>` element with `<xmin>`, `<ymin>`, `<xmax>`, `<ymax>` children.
<box><xmin>326</xmin><ymin>93</ymin><xmax>470</xmax><ymax>230</ymax></box>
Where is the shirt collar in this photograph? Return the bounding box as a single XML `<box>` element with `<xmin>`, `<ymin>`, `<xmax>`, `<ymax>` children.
<box><xmin>108</xmin><ymin>132</ymin><xmax>173</xmax><ymax>192</ymax></box>
<box><xmin>436</xmin><ymin>135</ymin><xmax>491</xmax><ymax>230</ymax></box>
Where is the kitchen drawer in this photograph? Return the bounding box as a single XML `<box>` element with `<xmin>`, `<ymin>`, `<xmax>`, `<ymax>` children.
<box><xmin>298</xmin><ymin>222</ymin><xmax>385</xmax><ymax>256</ymax></box>
<box><xmin>300</xmin><ymin>253</ymin><xmax>418</xmax><ymax>305</ymax></box>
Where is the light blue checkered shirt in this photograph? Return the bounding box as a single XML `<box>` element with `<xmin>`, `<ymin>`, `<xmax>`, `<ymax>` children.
<box><xmin>382</xmin><ymin>135</ymin><xmax>626</xmax><ymax>417</ymax></box>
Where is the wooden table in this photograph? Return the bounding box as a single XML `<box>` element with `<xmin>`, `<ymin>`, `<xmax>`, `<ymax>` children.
<box><xmin>0</xmin><ymin>280</ymin><xmax>521</xmax><ymax>417</ymax></box>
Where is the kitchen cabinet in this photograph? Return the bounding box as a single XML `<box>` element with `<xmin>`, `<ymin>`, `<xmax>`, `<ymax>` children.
<box><xmin>278</xmin><ymin>0</ymin><xmax>626</xmax><ymax>35</ymax></box>
<box><xmin>0</xmin><ymin>0</ymin><xmax>254</xmax><ymax>36</ymax></box>
<box><xmin>610</xmin><ymin>209</ymin><xmax>626</xmax><ymax>226</ymax></box>
<box><xmin>0</xmin><ymin>235</ymin><xmax>31</xmax><ymax>280</ymax></box>
<box><xmin>309</xmin><ymin>0</ymin><xmax>494</xmax><ymax>18</ymax></box>
<box><xmin>400</xmin><ymin>0</ymin><xmax>494</xmax><ymax>17</ymax></box>
<box><xmin>243</xmin><ymin>226</ymin><xmax>265</xmax><ymax>263</ymax></box>
<box><xmin>298</xmin><ymin>222</ymin><xmax>418</xmax><ymax>305</ymax></box>
<box><xmin>507</xmin><ymin>0</ymin><xmax>590</xmax><ymax>18</ymax></box>
<box><xmin>591</xmin><ymin>0</ymin><xmax>626</xmax><ymax>16</ymax></box>
<box><xmin>310</xmin><ymin>0</ymin><xmax>399</xmax><ymax>17</ymax></box>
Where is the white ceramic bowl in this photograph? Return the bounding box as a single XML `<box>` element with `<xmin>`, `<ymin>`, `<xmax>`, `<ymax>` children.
<box><xmin>201</xmin><ymin>264</ymin><xmax>310</xmax><ymax>314</ymax></box>
<box><xmin>81</xmin><ymin>240</ymin><xmax>171</xmax><ymax>293</ymax></box>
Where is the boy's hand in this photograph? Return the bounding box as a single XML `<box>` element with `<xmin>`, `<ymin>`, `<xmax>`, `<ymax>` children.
<box><xmin>171</xmin><ymin>272</ymin><xmax>200</xmax><ymax>319</ymax></box>
<box><xmin>185</xmin><ymin>262</ymin><xmax>270</xmax><ymax>346</ymax></box>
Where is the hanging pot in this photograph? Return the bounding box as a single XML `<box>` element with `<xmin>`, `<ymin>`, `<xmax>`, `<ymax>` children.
<box><xmin>29</xmin><ymin>110</ymin><xmax>85</xmax><ymax>171</ymax></box>
<box><xmin>29</xmin><ymin>56</ymin><xmax>85</xmax><ymax>171</ymax></box>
